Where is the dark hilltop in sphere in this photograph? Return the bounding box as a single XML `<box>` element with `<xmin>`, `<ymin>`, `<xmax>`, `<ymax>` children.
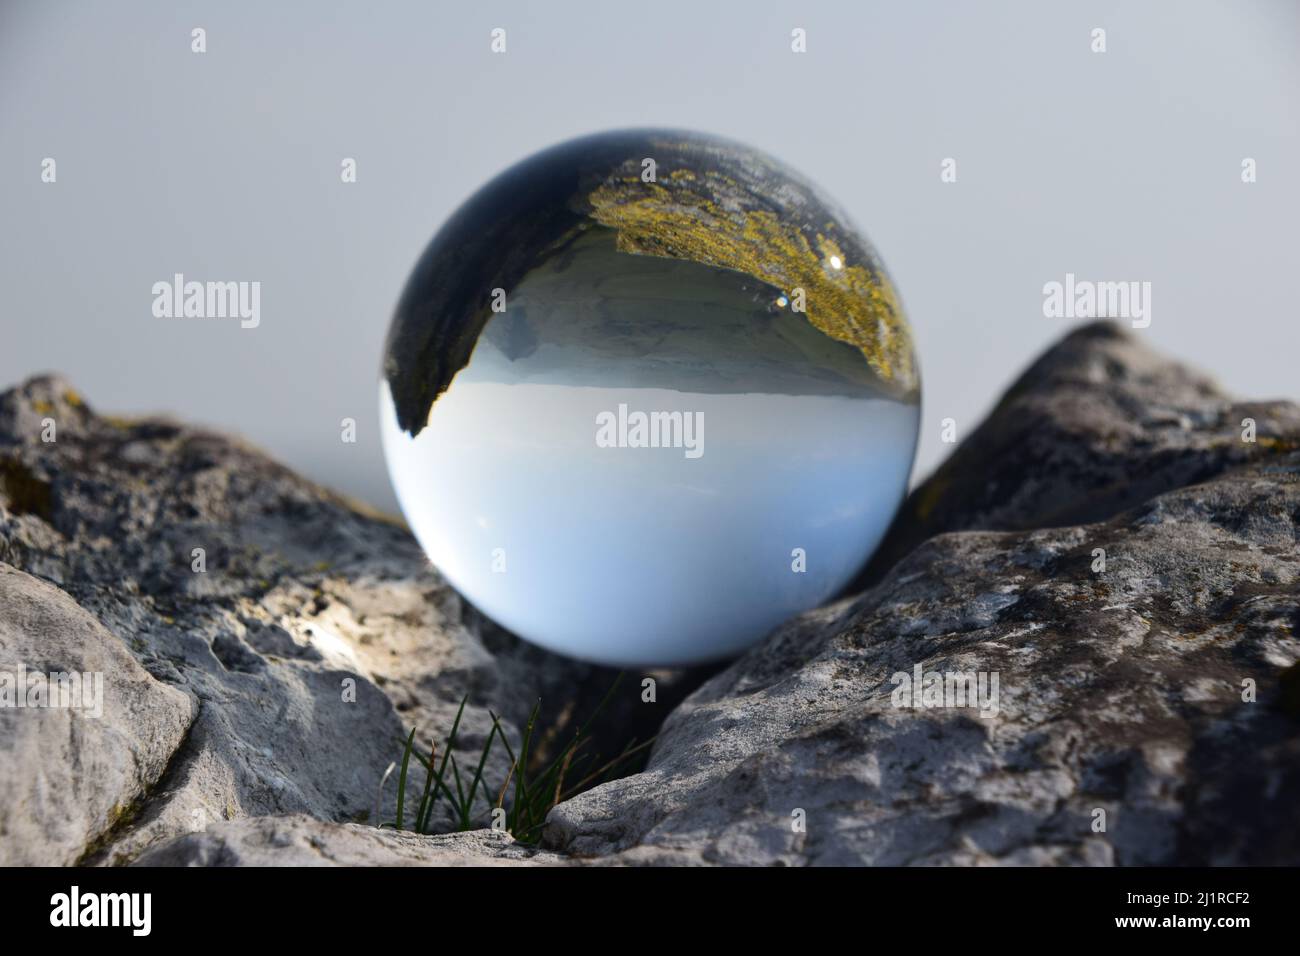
<box><xmin>383</xmin><ymin>128</ymin><xmax>918</xmax><ymax>438</ymax></box>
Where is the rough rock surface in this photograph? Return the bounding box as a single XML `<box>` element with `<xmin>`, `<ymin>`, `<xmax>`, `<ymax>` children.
<box><xmin>2</xmin><ymin>321</ymin><xmax>1297</xmax><ymax>866</ymax></box>
<box><xmin>546</xmin><ymin>323</ymin><xmax>1300</xmax><ymax>864</ymax></box>
<box><xmin>0</xmin><ymin>564</ymin><xmax>193</xmax><ymax>865</ymax></box>
<box><xmin>852</xmin><ymin>321</ymin><xmax>1300</xmax><ymax>588</ymax></box>
<box><xmin>0</xmin><ymin>377</ymin><xmax>692</xmax><ymax>865</ymax></box>
<box><xmin>133</xmin><ymin>813</ymin><xmax>564</xmax><ymax>867</ymax></box>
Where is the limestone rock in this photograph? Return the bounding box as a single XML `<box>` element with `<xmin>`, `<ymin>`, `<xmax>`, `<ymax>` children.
<box><xmin>852</xmin><ymin>321</ymin><xmax>1300</xmax><ymax>588</ymax></box>
<box><xmin>545</xmin><ymin>324</ymin><xmax>1300</xmax><ymax>865</ymax></box>
<box><xmin>0</xmin><ymin>376</ymin><xmax>681</xmax><ymax>865</ymax></box>
<box><xmin>0</xmin><ymin>564</ymin><xmax>193</xmax><ymax>865</ymax></box>
<box><xmin>4</xmin><ymin>322</ymin><xmax>1297</xmax><ymax>867</ymax></box>
<box><xmin>134</xmin><ymin>813</ymin><xmax>563</xmax><ymax>866</ymax></box>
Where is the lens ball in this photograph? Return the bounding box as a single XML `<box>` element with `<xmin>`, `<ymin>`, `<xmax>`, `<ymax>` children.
<box><xmin>380</xmin><ymin>130</ymin><xmax>919</xmax><ymax>666</ymax></box>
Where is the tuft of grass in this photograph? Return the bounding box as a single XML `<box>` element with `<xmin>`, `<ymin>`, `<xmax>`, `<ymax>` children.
<box><xmin>378</xmin><ymin>673</ymin><xmax>652</xmax><ymax>845</ymax></box>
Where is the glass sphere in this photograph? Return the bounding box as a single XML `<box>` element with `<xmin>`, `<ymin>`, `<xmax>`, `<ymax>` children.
<box><xmin>380</xmin><ymin>130</ymin><xmax>919</xmax><ymax>666</ymax></box>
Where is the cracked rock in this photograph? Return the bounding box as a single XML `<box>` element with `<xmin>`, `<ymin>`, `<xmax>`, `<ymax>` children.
<box><xmin>543</xmin><ymin>323</ymin><xmax>1300</xmax><ymax>865</ymax></box>
<box><xmin>3</xmin><ymin>321</ymin><xmax>1297</xmax><ymax>866</ymax></box>
<box><xmin>0</xmin><ymin>564</ymin><xmax>193</xmax><ymax>865</ymax></box>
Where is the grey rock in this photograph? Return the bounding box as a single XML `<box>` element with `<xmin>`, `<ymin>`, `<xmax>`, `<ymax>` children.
<box><xmin>5</xmin><ymin>322</ymin><xmax>1298</xmax><ymax>867</ymax></box>
<box><xmin>545</xmin><ymin>323</ymin><xmax>1300</xmax><ymax>865</ymax></box>
<box><xmin>851</xmin><ymin>320</ymin><xmax>1300</xmax><ymax>589</ymax></box>
<box><xmin>0</xmin><ymin>377</ymin><xmax>681</xmax><ymax>865</ymax></box>
<box><xmin>134</xmin><ymin>813</ymin><xmax>564</xmax><ymax>866</ymax></box>
<box><xmin>0</xmin><ymin>564</ymin><xmax>193</xmax><ymax>865</ymax></box>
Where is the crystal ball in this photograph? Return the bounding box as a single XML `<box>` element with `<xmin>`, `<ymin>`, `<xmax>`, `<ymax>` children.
<box><xmin>380</xmin><ymin>130</ymin><xmax>919</xmax><ymax>666</ymax></box>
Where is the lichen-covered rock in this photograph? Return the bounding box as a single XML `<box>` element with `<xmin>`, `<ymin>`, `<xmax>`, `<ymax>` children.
<box><xmin>134</xmin><ymin>813</ymin><xmax>564</xmax><ymax>867</ymax></box>
<box><xmin>0</xmin><ymin>564</ymin><xmax>193</xmax><ymax>865</ymax></box>
<box><xmin>545</xmin><ymin>324</ymin><xmax>1300</xmax><ymax>865</ymax></box>
<box><xmin>852</xmin><ymin>321</ymin><xmax>1300</xmax><ymax>589</ymax></box>
<box><xmin>4</xmin><ymin>322</ymin><xmax>1298</xmax><ymax>867</ymax></box>
<box><xmin>0</xmin><ymin>376</ymin><xmax>686</xmax><ymax>865</ymax></box>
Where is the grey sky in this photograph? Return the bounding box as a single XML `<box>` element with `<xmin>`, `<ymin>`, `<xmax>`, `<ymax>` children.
<box><xmin>2</xmin><ymin>0</ymin><xmax>1296</xmax><ymax>513</ymax></box>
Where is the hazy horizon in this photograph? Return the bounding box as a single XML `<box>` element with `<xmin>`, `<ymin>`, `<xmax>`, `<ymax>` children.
<box><xmin>2</xmin><ymin>0</ymin><xmax>1296</xmax><ymax>513</ymax></box>
<box><xmin>380</xmin><ymin>378</ymin><xmax>919</xmax><ymax>664</ymax></box>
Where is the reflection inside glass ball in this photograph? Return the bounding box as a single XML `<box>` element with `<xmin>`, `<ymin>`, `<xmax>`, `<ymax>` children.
<box><xmin>380</xmin><ymin>130</ymin><xmax>919</xmax><ymax>666</ymax></box>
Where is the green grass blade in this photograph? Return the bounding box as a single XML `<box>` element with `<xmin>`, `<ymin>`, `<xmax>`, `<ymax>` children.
<box><xmin>462</xmin><ymin>720</ymin><xmax>500</xmax><ymax>828</ymax></box>
<box><xmin>561</xmin><ymin>737</ymin><xmax>655</xmax><ymax>802</ymax></box>
<box><xmin>448</xmin><ymin>750</ymin><xmax>467</xmax><ymax>818</ymax></box>
<box><xmin>394</xmin><ymin>726</ymin><xmax>417</xmax><ymax>830</ymax></box>
<box><xmin>413</xmin><ymin>739</ymin><xmax>437</xmax><ymax>835</ymax></box>
<box><xmin>439</xmin><ymin>696</ymin><xmax>468</xmax><ymax>768</ymax></box>
<box><xmin>511</xmin><ymin>700</ymin><xmax>541</xmax><ymax>832</ymax></box>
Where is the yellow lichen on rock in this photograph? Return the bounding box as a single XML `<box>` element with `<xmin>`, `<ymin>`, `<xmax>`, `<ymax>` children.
<box><xmin>587</xmin><ymin>177</ymin><xmax>917</xmax><ymax>394</ymax></box>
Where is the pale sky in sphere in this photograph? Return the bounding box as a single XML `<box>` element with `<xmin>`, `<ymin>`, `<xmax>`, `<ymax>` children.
<box><xmin>1</xmin><ymin>0</ymin><xmax>1296</xmax><ymax>512</ymax></box>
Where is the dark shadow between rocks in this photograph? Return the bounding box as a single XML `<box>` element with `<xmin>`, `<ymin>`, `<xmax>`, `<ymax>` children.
<box><xmin>459</xmin><ymin>602</ymin><xmax>726</xmax><ymax>776</ymax></box>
